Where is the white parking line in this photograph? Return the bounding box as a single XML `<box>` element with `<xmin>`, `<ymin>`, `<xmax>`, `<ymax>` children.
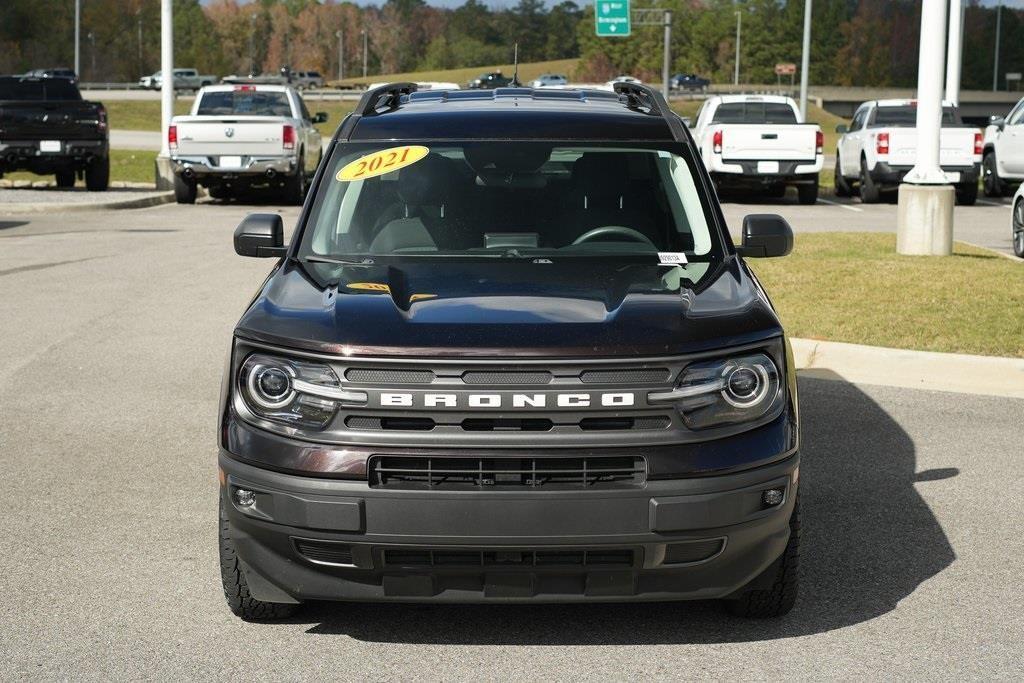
<box><xmin>817</xmin><ymin>198</ymin><xmax>863</xmax><ymax>213</ymax></box>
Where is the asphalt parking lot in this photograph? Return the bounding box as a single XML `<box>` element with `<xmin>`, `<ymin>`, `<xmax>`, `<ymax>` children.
<box><xmin>1</xmin><ymin>200</ymin><xmax>1022</xmax><ymax>678</ymax></box>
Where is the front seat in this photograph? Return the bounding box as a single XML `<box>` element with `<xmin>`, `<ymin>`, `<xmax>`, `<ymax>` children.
<box><xmin>369</xmin><ymin>155</ymin><xmax>459</xmax><ymax>253</ymax></box>
<box><xmin>556</xmin><ymin>153</ymin><xmax>658</xmax><ymax>246</ymax></box>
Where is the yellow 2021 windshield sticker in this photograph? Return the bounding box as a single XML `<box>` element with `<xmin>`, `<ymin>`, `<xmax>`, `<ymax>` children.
<box><xmin>336</xmin><ymin>145</ymin><xmax>429</xmax><ymax>182</ymax></box>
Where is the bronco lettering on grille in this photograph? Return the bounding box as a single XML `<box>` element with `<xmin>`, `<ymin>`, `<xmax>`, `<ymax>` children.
<box><xmin>376</xmin><ymin>392</ymin><xmax>636</xmax><ymax>409</ymax></box>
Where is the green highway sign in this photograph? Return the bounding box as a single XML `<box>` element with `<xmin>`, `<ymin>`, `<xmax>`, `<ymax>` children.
<box><xmin>595</xmin><ymin>0</ymin><xmax>631</xmax><ymax>37</ymax></box>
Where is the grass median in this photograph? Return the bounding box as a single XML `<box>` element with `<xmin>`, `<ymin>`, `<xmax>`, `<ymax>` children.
<box><xmin>748</xmin><ymin>232</ymin><xmax>1024</xmax><ymax>358</ymax></box>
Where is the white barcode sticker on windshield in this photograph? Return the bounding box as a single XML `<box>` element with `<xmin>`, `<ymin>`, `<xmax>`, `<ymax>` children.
<box><xmin>658</xmin><ymin>252</ymin><xmax>688</xmax><ymax>266</ymax></box>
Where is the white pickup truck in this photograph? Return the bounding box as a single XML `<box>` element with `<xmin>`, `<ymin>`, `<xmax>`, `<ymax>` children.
<box><xmin>981</xmin><ymin>95</ymin><xmax>1024</xmax><ymax>197</ymax></box>
<box><xmin>168</xmin><ymin>84</ymin><xmax>326</xmax><ymax>204</ymax></box>
<box><xmin>835</xmin><ymin>99</ymin><xmax>982</xmax><ymax>204</ymax></box>
<box><xmin>691</xmin><ymin>95</ymin><xmax>823</xmax><ymax>204</ymax></box>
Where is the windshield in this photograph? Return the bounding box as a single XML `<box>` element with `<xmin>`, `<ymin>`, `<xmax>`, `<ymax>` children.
<box><xmin>712</xmin><ymin>102</ymin><xmax>798</xmax><ymax>124</ymax></box>
<box><xmin>196</xmin><ymin>90</ymin><xmax>291</xmax><ymax>116</ymax></box>
<box><xmin>871</xmin><ymin>106</ymin><xmax>958</xmax><ymax>127</ymax></box>
<box><xmin>299</xmin><ymin>142</ymin><xmax>722</xmax><ymax>278</ymax></box>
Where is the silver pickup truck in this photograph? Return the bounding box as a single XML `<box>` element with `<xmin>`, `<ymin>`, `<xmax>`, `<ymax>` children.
<box><xmin>169</xmin><ymin>84</ymin><xmax>326</xmax><ymax>204</ymax></box>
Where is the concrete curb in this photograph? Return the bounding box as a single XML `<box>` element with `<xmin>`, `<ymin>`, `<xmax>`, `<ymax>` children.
<box><xmin>791</xmin><ymin>338</ymin><xmax>1024</xmax><ymax>399</ymax></box>
<box><xmin>0</xmin><ymin>191</ymin><xmax>174</xmax><ymax>214</ymax></box>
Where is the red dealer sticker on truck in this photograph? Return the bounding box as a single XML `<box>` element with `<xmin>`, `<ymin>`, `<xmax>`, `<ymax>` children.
<box><xmin>336</xmin><ymin>145</ymin><xmax>430</xmax><ymax>182</ymax></box>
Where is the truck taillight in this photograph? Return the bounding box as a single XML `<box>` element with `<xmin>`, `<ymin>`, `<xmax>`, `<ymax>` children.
<box><xmin>233</xmin><ymin>85</ymin><xmax>256</xmax><ymax>92</ymax></box>
<box><xmin>876</xmin><ymin>132</ymin><xmax>889</xmax><ymax>155</ymax></box>
<box><xmin>168</xmin><ymin>124</ymin><xmax>177</xmax><ymax>151</ymax></box>
<box><xmin>815</xmin><ymin>130</ymin><xmax>823</xmax><ymax>155</ymax></box>
<box><xmin>282</xmin><ymin>124</ymin><xmax>295</xmax><ymax>151</ymax></box>
<box><xmin>974</xmin><ymin>132</ymin><xmax>983</xmax><ymax>155</ymax></box>
<box><xmin>712</xmin><ymin>129</ymin><xmax>723</xmax><ymax>154</ymax></box>
<box><xmin>97</xmin><ymin>106</ymin><xmax>107</xmax><ymax>132</ymax></box>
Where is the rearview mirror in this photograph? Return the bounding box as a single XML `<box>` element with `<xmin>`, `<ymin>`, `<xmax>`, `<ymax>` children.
<box><xmin>234</xmin><ymin>213</ymin><xmax>286</xmax><ymax>257</ymax></box>
<box><xmin>835</xmin><ymin>124</ymin><xmax>848</xmax><ymax>134</ymax></box>
<box><xmin>737</xmin><ymin>214</ymin><xmax>793</xmax><ymax>258</ymax></box>
<box><xmin>312</xmin><ymin>112</ymin><xmax>328</xmax><ymax>124</ymax></box>
<box><xmin>989</xmin><ymin>115</ymin><xmax>1005</xmax><ymax>130</ymax></box>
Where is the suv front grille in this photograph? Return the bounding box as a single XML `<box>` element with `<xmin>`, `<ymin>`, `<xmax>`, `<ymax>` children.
<box><xmin>369</xmin><ymin>455</ymin><xmax>646</xmax><ymax>490</ymax></box>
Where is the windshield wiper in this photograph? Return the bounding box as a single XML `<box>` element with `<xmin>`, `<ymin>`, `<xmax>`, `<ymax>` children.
<box><xmin>302</xmin><ymin>255</ymin><xmax>375</xmax><ymax>266</ymax></box>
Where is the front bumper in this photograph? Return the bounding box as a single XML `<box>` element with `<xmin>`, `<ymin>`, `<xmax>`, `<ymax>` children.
<box><xmin>220</xmin><ymin>450</ymin><xmax>799</xmax><ymax>604</ymax></box>
<box><xmin>171</xmin><ymin>155</ymin><xmax>297</xmax><ymax>182</ymax></box>
<box><xmin>871</xmin><ymin>162</ymin><xmax>979</xmax><ymax>187</ymax></box>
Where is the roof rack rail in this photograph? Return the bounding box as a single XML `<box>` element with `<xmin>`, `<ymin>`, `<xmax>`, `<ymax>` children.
<box><xmin>355</xmin><ymin>82</ymin><xmax>419</xmax><ymax>117</ymax></box>
<box><xmin>612</xmin><ymin>82</ymin><xmax>686</xmax><ymax>142</ymax></box>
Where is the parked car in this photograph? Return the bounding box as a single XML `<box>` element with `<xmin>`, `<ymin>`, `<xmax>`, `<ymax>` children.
<box><xmin>139</xmin><ymin>68</ymin><xmax>216</xmax><ymax>91</ymax></box>
<box><xmin>834</xmin><ymin>99</ymin><xmax>981</xmax><ymax>204</ymax></box>
<box><xmin>692</xmin><ymin>95</ymin><xmax>823</xmax><ymax>204</ymax></box>
<box><xmin>530</xmin><ymin>74</ymin><xmax>568</xmax><ymax>88</ymax></box>
<box><xmin>1011</xmin><ymin>184</ymin><xmax>1024</xmax><ymax>257</ymax></box>
<box><xmin>466</xmin><ymin>71</ymin><xmax>512</xmax><ymax>89</ymax></box>
<box><xmin>0</xmin><ymin>75</ymin><xmax>108</xmax><ymax>190</ymax></box>
<box><xmin>218</xmin><ymin>81</ymin><xmax>801</xmax><ymax>621</ymax></box>
<box><xmin>168</xmin><ymin>84</ymin><xmax>325</xmax><ymax>204</ymax></box>
<box><xmin>981</xmin><ymin>96</ymin><xmax>1024</xmax><ymax>197</ymax></box>
<box><xmin>25</xmin><ymin>68</ymin><xmax>78</xmax><ymax>85</ymax></box>
<box><xmin>671</xmin><ymin>73</ymin><xmax>710</xmax><ymax>92</ymax></box>
<box><xmin>292</xmin><ymin>71</ymin><xmax>325</xmax><ymax>89</ymax></box>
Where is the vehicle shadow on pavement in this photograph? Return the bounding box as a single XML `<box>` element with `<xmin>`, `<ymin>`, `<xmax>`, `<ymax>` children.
<box><xmin>299</xmin><ymin>373</ymin><xmax>956</xmax><ymax>644</ymax></box>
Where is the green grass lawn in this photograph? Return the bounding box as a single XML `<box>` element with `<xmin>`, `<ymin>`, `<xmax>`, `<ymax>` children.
<box><xmin>749</xmin><ymin>232</ymin><xmax>1024</xmax><ymax>358</ymax></box>
<box><xmin>2</xmin><ymin>149</ymin><xmax>157</xmax><ymax>185</ymax></box>
<box><xmin>334</xmin><ymin>58</ymin><xmax>580</xmax><ymax>89</ymax></box>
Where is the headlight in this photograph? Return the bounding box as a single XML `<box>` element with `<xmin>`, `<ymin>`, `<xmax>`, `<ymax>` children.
<box><xmin>238</xmin><ymin>354</ymin><xmax>366</xmax><ymax>429</ymax></box>
<box><xmin>649</xmin><ymin>353</ymin><xmax>783</xmax><ymax>430</ymax></box>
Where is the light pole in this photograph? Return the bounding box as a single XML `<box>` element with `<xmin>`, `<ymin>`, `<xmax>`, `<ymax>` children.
<box><xmin>798</xmin><ymin>0</ymin><xmax>812</xmax><ymax>120</ymax></box>
<box><xmin>734</xmin><ymin>10</ymin><xmax>741</xmax><ymax>86</ymax></box>
<box><xmin>336</xmin><ymin>30</ymin><xmax>344</xmax><ymax>81</ymax></box>
<box><xmin>88</xmin><ymin>31</ymin><xmax>96</xmax><ymax>80</ymax></box>
<box><xmin>993</xmin><ymin>0</ymin><xmax>1002</xmax><ymax>91</ymax></box>
<box><xmin>361</xmin><ymin>30</ymin><xmax>368</xmax><ymax>78</ymax></box>
<box><xmin>155</xmin><ymin>0</ymin><xmax>174</xmax><ymax>189</ymax></box>
<box><xmin>74</xmin><ymin>0</ymin><xmax>80</xmax><ymax>77</ymax></box>
<box><xmin>662</xmin><ymin>11</ymin><xmax>671</xmax><ymax>101</ymax></box>
<box><xmin>945</xmin><ymin>0</ymin><xmax>963</xmax><ymax>105</ymax></box>
<box><xmin>137</xmin><ymin>8</ymin><xmax>144</xmax><ymax>77</ymax></box>
<box><xmin>248</xmin><ymin>14</ymin><xmax>257</xmax><ymax>76</ymax></box>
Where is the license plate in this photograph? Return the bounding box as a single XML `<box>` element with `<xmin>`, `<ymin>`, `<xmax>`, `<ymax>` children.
<box><xmin>944</xmin><ymin>171</ymin><xmax>961</xmax><ymax>183</ymax></box>
<box><xmin>39</xmin><ymin>140</ymin><xmax>61</xmax><ymax>153</ymax></box>
<box><xmin>219</xmin><ymin>156</ymin><xmax>243</xmax><ymax>169</ymax></box>
<box><xmin>757</xmin><ymin>161</ymin><xmax>780</xmax><ymax>174</ymax></box>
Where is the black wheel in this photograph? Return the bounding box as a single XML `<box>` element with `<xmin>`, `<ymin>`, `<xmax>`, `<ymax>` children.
<box><xmin>219</xmin><ymin>498</ymin><xmax>299</xmax><ymax>621</ymax></box>
<box><xmin>283</xmin><ymin>154</ymin><xmax>307</xmax><ymax>205</ymax></box>
<box><xmin>173</xmin><ymin>174</ymin><xmax>197</xmax><ymax>204</ymax></box>
<box><xmin>797</xmin><ymin>181</ymin><xmax>819</xmax><ymax>205</ymax></box>
<box><xmin>956</xmin><ymin>181</ymin><xmax>978</xmax><ymax>206</ymax></box>
<box><xmin>1013</xmin><ymin>199</ymin><xmax>1024</xmax><ymax>258</ymax></box>
<box><xmin>859</xmin><ymin>156</ymin><xmax>880</xmax><ymax>204</ymax></box>
<box><xmin>833</xmin><ymin>154</ymin><xmax>853</xmax><ymax>197</ymax></box>
<box><xmin>983</xmin><ymin>152</ymin><xmax>1007</xmax><ymax>198</ymax></box>
<box><xmin>85</xmin><ymin>156</ymin><xmax>109</xmax><ymax>191</ymax></box>
<box><xmin>56</xmin><ymin>170</ymin><xmax>75</xmax><ymax>188</ymax></box>
<box><xmin>727</xmin><ymin>496</ymin><xmax>800</xmax><ymax>618</ymax></box>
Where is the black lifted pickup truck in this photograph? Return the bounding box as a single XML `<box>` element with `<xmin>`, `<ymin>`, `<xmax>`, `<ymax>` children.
<box><xmin>218</xmin><ymin>83</ymin><xmax>799</xmax><ymax>620</ymax></box>
<box><xmin>0</xmin><ymin>76</ymin><xmax>109</xmax><ymax>190</ymax></box>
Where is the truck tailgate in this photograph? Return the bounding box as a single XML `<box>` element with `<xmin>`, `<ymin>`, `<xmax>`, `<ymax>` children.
<box><xmin>887</xmin><ymin>128</ymin><xmax>978</xmax><ymax>167</ymax></box>
<box><xmin>718</xmin><ymin>124</ymin><xmax>817</xmax><ymax>161</ymax></box>
<box><xmin>0</xmin><ymin>101</ymin><xmax>104</xmax><ymax>140</ymax></box>
<box><xmin>173</xmin><ymin>116</ymin><xmax>287</xmax><ymax>156</ymax></box>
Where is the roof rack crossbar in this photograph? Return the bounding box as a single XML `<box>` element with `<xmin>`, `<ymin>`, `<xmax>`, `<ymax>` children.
<box><xmin>355</xmin><ymin>82</ymin><xmax>419</xmax><ymax>117</ymax></box>
<box><xmin>612</xmin><ymin>82</ymin><xmax>686</xmax><ymax>142</ymax></box>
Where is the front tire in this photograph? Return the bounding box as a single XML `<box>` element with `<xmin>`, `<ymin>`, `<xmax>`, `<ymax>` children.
<box><xmin>797</xmin><ymin>181</ymin><xmax>819</xmax><ymax>205</ymax></box>
<box><xmin>283</xmin><ymin>154</ymin><xmax>307</xmax><ymax>205</ymax></box>
<box><xmin>834</xmin><ymin>154</ymin><xmax>853</xmax><ymax>197</ymax></box>
<box><xmin>983</xmin><ymin>152</ymin><xmax>1007</xmax><ymax>197</ymax></box>
<box><xmin>85</xmin><ymin>156</ymin><xmax>109</xmax><ymax>192</ymax></box>
<box><xmin>219</xmin><ymin>498</ymin><xmax>299</xmax><ymax>621</ymax></box>
<box><xmin>173</xmin><ymin>174</ymin><xmax>197</xmax><ymax>204</ymax></box>
<box><xmin>727</xmin><ymin>496</ymin><xmax>800</xmax><ymax>618</ymax></box>
<box><xmin>859</xmin><ymin>157</ymin><xmax>881</xmax><ymax>204</ymax></box>
<box><xmin>1013</xmin><ymin>199</ymin><xmax>1024</xmax><ymax>258</ymax></box>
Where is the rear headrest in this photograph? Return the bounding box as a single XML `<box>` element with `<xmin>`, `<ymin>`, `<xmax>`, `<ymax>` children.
<box><xmin>570</xmin><ymin>153</ymin><xmax>628</xmax><ymax>197</ymax></box>
<box><xmin>397</xmin><ymin>154</ymin><xmax>451</xmax><ymax>206</ymax></box>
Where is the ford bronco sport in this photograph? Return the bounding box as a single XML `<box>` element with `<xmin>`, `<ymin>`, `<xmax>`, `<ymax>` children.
<box><xmin>218</xmin><ymin>83</ymin><xmax>799</xmax><ymax>620</ymax></box>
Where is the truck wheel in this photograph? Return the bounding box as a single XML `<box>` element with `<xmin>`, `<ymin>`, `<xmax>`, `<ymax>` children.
<box><xmin>283</xmin><ymin>154</ymin><xmax>307</xmax><ymax>205</ymax></box>
<box><xmin>859</xmin><ymin>157</ymin><xmax>881</xmax><ymax>204</ymax></box>
<box><xmin>1013</xmin><ymin>199</ymin><xmax>1024</xmax><ymax>258</ymax></box>
<box><xmin>982</xmin><ymin>152</ymin><xmax>1007</xmax><ymax>197</ymax></box>
<box><xmin>219</xmin><ymin>498</ymin><xmax>298</xmax><ymax>621</ymax></box>
<box><xmin>726</xmin><ymin>496</ymin><xmax>800</xmax><ymax>618</ymax></box>
<box><xmin>833</xmin><ymin>155</ymin><xmax>853</xmax><ymax>197</ymax></box>
<box><xmin>955</xmin><ymin>181</ymin><xmax>978</xmax><ymax>206</ymax></box>
<box><xmin>85</xmin><ymin>157</ymin><xmax>110</xmax><ymax>192</ymax></box>
<box><xmin>56</xmin><ymin>170</ymin><xmax>75</xmax><ymax>188</ymax></box>
<box><xmin>797</xmin><ymin>181</ymin><xmax>818</xmax><ymax>205</ymax></box>
<box><xmin>173</xmin><ymin>174</ymin><xmax>197</xmax><ymax>204</ymax></box>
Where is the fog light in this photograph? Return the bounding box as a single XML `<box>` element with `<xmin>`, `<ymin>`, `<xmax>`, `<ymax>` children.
<box><xmin>234</xmin><ymin>488</ymin><xmax>256</xmax><ymax>507</ymax></box>
<box><xmin>762</xmin><ymin>487</ymin><xmax>785</xmax><ymax>507</ymax></box>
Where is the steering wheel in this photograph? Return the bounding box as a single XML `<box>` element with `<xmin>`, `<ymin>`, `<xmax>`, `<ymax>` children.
<box><xmin>571</xmin><ymin>225</ymin><xmax>657</xmax><ymax>247</ymax></box>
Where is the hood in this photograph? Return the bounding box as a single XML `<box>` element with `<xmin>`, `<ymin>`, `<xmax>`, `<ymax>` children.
<box><xmin>235</xmin><ymin>258</ymin><xmax>782</xmax><ymax>357</ymax></box>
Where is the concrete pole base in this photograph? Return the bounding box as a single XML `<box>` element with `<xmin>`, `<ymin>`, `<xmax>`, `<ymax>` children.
<box><xmin>154</xmin><ymin>156</ymin><xmax>175</xmax><ymax>191</ymax></box>
<box><xmin>896</xmin><ymin>183</ymin><xmax>955</xmax><ymax>256</ymax></box>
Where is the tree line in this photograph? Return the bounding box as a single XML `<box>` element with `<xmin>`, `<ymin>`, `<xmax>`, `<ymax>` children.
<box><xmin>0</xmin><ymin>0</ymin><xmax>1021</xmax><ymax>90</ymax></box>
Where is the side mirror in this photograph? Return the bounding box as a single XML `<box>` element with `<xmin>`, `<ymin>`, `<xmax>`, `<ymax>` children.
<box><xmin>835</xmin><ymin>124</ymin><xmax>849</xmax><ymax>134</ymax></box>
<box><xmin>234</xmin><ymin>213</ymin><xmax>286</xmax><ymax>258</ymax></box>
<box><xmin>989</xmin><ymin>115</ymin><xmax>1005</xmax><ymax>130</ymax></box>
<box><xmin>737</xmin><ymin>214</ymin><xmax>793</xmax><ymax>258</ymax></box>
<box><xmin>681</xmin><ymin>116</ymin><xmax>692</xmax><ymax>128</ymax></box>
<box><xmin>312</xmin><ymin>112</ymin><xmax>328</xmax><ymax>124</ymax></box>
